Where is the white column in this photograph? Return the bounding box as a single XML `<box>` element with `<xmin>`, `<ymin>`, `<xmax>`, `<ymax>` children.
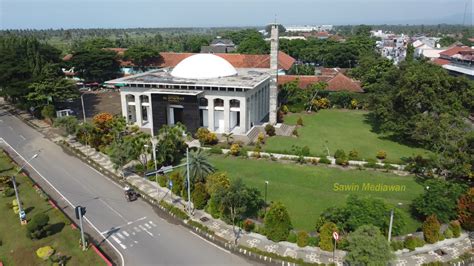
<box><xmin>224</xmin><ymin>98</ymin><xmax>230</xmax><ymax>133</ymax></box>
<box><xmin>120</xmin><ymin>93</ymin><xmax>128</xmax><ymax>123</ymax></box>
<box><xmin>240</xmin><ymin>98</ymin><xmax>247</xmax><ymax>134</ymax></box>
<box><xmin>135</xmin><ymin>94</ymin><xmax>143</xmax><ymax>126</ymax></box>
<box><xmin>207</xmin><ymin>97</ymin><xmax>214</xmax><ymax>131</ymax></box>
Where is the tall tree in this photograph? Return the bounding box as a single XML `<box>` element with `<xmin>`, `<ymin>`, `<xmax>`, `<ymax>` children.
<box><xmin>27</xmin><ymin>63</ymin><xmax>79</xmax><ymax>105</ymax></box>
<box><xmin>123</xmin><ymin>45</ymin><xmax>160</xmax><ymax>71</ymax></box>
<box><xmin>70</xmin><ymin>48</ymin><xmax>121</xmax><ymax>82</ymax></box>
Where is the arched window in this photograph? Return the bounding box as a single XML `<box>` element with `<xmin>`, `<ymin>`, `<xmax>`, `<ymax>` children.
<box><xmin>139</xmin><ymin>95</ymin><xmax>149</xmax><ymax>103</ymax></box>
<box><xmin>230</xmin><ymin>99</ymin><xmax>240</xmax><ymax>108</ymax></box>
<box><xmin>214</xmin><ymin>98</ymin><xmax>224</xmax><ymax>107</ymax></box>
<box><xmin>199</xmin><ymin>97</ymin><xmax>208</xmax><ymax>107</ymax></box>
<box><xmin>125</xmin><ymin>94</ymin><xmax>135</xmax><ymax>102</ymax></box>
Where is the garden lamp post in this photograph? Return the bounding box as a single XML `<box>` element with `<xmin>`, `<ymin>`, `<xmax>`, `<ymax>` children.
<box><xmin>264</xmin><ymin>180</ymin><xmax>269</xmax><ymax>215</ymax></box>
<box><xmin>12</xmin><ymin>152</ymin><xmax>40</xmax><ymax>224</ymax></box>
<box><xmin>388</xmin><ymin>202</ymin><xmax>403</xmax><ymax>242</ymax></box>
<box><xmin>80</xmin><ymin>93</ymin><xmax>86</xmax><ymax>123</ymax></box>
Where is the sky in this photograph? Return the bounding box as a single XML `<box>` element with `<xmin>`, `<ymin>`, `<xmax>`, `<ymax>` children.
<box><xmin>0</xmin><ymin>0</ymin><xmax>472</xmax><ymax>29</ymax></box>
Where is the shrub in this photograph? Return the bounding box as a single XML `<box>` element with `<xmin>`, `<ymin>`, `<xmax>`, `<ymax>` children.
<box><xmin>157</xmin><ymin>174</ymin><xmax>167</xmax><ymax>187</ymax></box>
<box><xmin>319</xmin><ymin>157</ymin><xmax>331</xmax><ymax>164</ymax></box>
<box><xmin>243</xmin><ymin>219</ymin><xmax>255</xmax><ymax>232</ymax></box>
<box><xmin>287</xmin><ymin>232</ymin><xmax>297</xmax><ymax>243</ymax></box>
<box><xmin>404</xmin><ymin>236</ymin><xmax>425</xmax><ymax>251</ymax></box>
<box><xmin>449</xmin><ymin>220</ymin><xmax>461</xmax><ymax>238</ymax></box>
<box><xmin>36</xmin><ymin>246</ymin><xmax>55</xmax><ymax>260</ymax></box>
<box><xmin>296</xmin><ymin>117</ymin><xmax>304</xmax><ymax>126</ymax></box>
<box><xmin>348</xmin><ymin>149</ymin><xmax>359</xmax><ymax>160</ymax></box>
<box><xmin>229</xmin><ymin>144</ymin><xmax>241</xmax><ymax>156</ymax></box>
<box><xmin>308</xmin><ymin>236</ymin><xmax>319</xmax><ymax>247</ymax></box>
<box><xmin>319</xmin><ymin>222</ymin><xmax>337</xmax><ymax>251</ymax></box>
<box><xmin>170</xmin><ymin>172</ymin><xmax>184</xmax><ymax>197</ymax></box>
<box><xmin>335</xmin><ymin>157</ymin><xmax>349</xmax><ymax>166</ymax></box>
<box><xmin>334</xmin><ymin>149</ymin><xmax>346</xmax><ymax>159</ymax></box>
<box><xmin>191</xmin><ymin>182</ymin><xmax>209</xmax><ymax>210</ymax></box>
<box><xmin>292</xmin><ymin>128</ymin><xmax>298</xmax><ymax>137</ymax></box>
<box><xmin>265</xmin><ymin>124</ymin><xmax>276</xmax><ymax>136</ymax></box>
<box><xmin>264</xmin><ymin>202</ymin><xmax>292</xmax><ymax>242</ymax></box>
<box><xmin>195</xmin><ymin>128</ymin><xmax>218</xmax><ymax>145</ymax></box>
<box><xmin>41</xmin><ymin>105</ymin><xmax>56</xmax><ymax>120</ymax></box>
<box><xmin>53</xmin><ymin>116</ymin><xmax>79</xmax><ymax>135</ymax></box>
<box><xmin>364</xmin><ymin>158</ymin><xmax>380</xmax><ymax>168</ymax></box>
<box><xmin>345</xmin><ymin>225</ymin><xmax>394</xmax><ymax>265</ymax></box>
<box><xmin>3</xmin><ymin>187</ymin><xmax>15</xmax><ymax>197</ymax></box>
<box><xmin>297</xmin><ymin>231</ymin><xmax>309</xmax><ymax>247</ymax></box>
<box><xmin>257</xmin><ymin>132</ymin><xmax>265</xmax><ymax>144</ymax></box>
<box><xmin>390</xmin><ymin>240</ymin><xmax>405</xmax><ymax>251</ymax></box>
<box><xmin>443</xmin><ymin>228</ymin><xmax>454</xmax><ymax>239</ymax></box>
<box><xmin>281</xmin><ymin>105</ymin><xmax>289</xmax><ymax>114</ymax></box>
<box><xmin>376</xmin><ymin>150</ymin><xmax>387</xmax><ymax>160</ymax></box>
<box><xmin>209</xmin><ymin>146</ymin><xmax>223</xmax><ymax>155</ymax></box>
<box><xmin>27</xmin><ymin>213</ymin><xmax>50</xmax><ymax>240</ymax></box>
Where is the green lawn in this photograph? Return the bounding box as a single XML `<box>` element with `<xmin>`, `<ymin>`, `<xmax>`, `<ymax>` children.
<box><xmin>265</xmin><ymin>109</ymin><xmax>430</xmax><ymax>163</ymax></box>
<box><xmin>210</xmin><ymin>155</ymin><xmax>423</xmax><ymax>234</ymax></box>
<box><xmin>0</xmin><ymin>151</ymin><xmax>104</xmax><ymax>266</ymax></box>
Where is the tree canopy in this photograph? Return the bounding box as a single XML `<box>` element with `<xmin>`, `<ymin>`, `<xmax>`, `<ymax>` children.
<box><xmin>70</xmin><ymin>48</ymin><xmax>121</xmax><ymax>82</ymax></box>
<box><xmin>345</xmin><ymin>225</ymin><xmax>394</xmax><ymax>265</ymax></box>
<box><xmin>123</xmin><ymin>45</ymin><xmax>160</xmax><ymax>70</ymax></box>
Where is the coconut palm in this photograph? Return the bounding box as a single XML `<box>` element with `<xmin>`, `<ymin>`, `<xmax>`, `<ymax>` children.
<box><xmin>185</xmin><ymin>149</ymin><xmax>215</xmax><ymax>184</ymax></box>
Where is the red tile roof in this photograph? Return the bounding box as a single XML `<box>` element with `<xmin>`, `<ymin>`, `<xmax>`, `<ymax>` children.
<box><xmin>105</xmin><ymin>49</ymin><xmax>296</xmax><ymax>70</ymax></box>
<box><xmin>432</xmin><ymin>58</ymin><xmax>451</xmax><ymax>66</ymax></box>
<box><xmin>439</xmin><ymin>45</ymin><xmax>472</xmax><ymax>57</ymax></box>
<box><xmin>326</xmin><ymin>72</ymin><xmax>363</xmax><ymax>93</ymax></box>
<box><xmin>278</xmin><ymin>72</ymin><xmax>364</xmax><ymax>93</ymax></box>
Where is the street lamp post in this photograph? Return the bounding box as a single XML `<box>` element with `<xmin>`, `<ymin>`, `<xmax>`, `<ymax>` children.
<box><xmin>186</xmin><ymin>148</ymin><xmax>191</xmax><ymax>215</ymax></box>
<box><xmin>388</xmin><ymin>202</ymin><xmax>403</xmax><ymax>242</ymax></box>
<box><xmin>80</xmin><ymin>93</ymin><xmax>86</xmax><ymax>123</ymax></box>
<box><xmin>12</xmin><ymin>153</ymin><xmax>40</xmax><ymax>224</ymax></box>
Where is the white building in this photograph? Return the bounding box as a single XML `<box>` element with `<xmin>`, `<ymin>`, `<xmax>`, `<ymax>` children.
<box><xmin>106</xmin><ymin>54</ymin><xmax>272</xmax><ymax>135</ymax></box>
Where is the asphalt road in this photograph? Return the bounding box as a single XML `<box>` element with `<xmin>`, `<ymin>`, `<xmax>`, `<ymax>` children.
<box><xmin>0</xmin><ymin>108</ymin><xmax>251</xmax><ymax>266</ymax></box>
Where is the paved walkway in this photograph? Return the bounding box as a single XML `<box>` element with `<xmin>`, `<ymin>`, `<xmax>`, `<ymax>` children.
<box><xmin>1</xmin><ymin>99</ymin><xmax>471</xmax><ymax>265</ymax></box>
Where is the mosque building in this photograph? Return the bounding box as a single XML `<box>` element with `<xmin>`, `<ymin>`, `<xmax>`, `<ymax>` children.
<box><xmin>106</xmin><ymin>25</ymin><xmax>280</xmax><ymax>135</ymax></box>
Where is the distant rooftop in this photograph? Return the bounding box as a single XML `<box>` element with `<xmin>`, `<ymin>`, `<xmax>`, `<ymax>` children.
<box><xmin>106</xmin><ymin>67</ymin><xmax>271</xmax><ymax>89</ymax></box>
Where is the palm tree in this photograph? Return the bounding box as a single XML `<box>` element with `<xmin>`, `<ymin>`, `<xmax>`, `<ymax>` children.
<box><xmin>185</xmin><ymin>149</ymin><xmax>215</xmax><ymax>184</ymax></box>
<box><xmin>222</xmin><ymin>132</ymin><xmax>234</xmax><ymax>146</ymax></box>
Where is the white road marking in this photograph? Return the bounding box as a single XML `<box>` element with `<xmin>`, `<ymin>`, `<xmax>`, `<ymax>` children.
<box><xmin>111</xmin><ymin>235</ymin><xmax>127</xmax><ymax>249</ymax></box>
<box><xmin>116</xmin><ymin>232</ymin><xmax>125</xmax><ymax>239</ymax></box>
<box><xmin>98</xmin><ymin>198</ymin><xmax>128</xmax><ymax>222</ymax></box>
<box><xmin>0</xmin><ymin>138</ymin><xmax>125</xmax><ymax>266</ymax></box>
<box><xmin>134</xmin><ymin>240</ymin><xmax>138</xmax><ymax>244</ymax></box>
<box><xmin>19</xmin><ymin>134</ymin><xmax>26</xmax><ymax>140</ymax></box>
<box><xmin>112</xmin><ymin>235</ymin><xmax>121</xmax><ymax>243</ymax></box>
<box><xmin>134</xmin><ymin>227</ymin><xmax>140</xmax><ymax>232</ymax></box>
<box><xmin>8</xmin><ymin>126</ymin><xmax>13</xmax><ymax>130</ymax></box>
<box><xmin>145</xmin><ymin>223</ymin><xmax>152</xmax><ymax>229</ymax></box>
<box><xmin>139</xmin><ymin>225</ymin><xmax>147</xmax><ymax>231</ymax></box>
<box><xmin>132</xmin><ymin>232</ymin><xmax>136</xmax><ymax>235</ymax></box>
<box><xmin>189</xmin><ymin>231</ymin><xmax>230</xmax><ymax>254</ymax></box>
<box><xmin>122</xmin><ymin>231</ymin><xmax>130</xmax><ymax>237</ymax></box>
<box><xmin>149</xmin><ymin>221</ymin><xmax>157</xmax><ymax>227</ymax></box>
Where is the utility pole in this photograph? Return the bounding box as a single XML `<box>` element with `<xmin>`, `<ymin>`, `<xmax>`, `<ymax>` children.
<box><xmin>75</xmin><ymin>206</ymin><xmax>87</xmax><ymax>251</ymax></box>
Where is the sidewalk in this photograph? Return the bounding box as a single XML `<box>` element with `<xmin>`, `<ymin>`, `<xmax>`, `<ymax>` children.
<box><xmin>1</xmin><ymin>99</ymin><xmax>471</xmax><ymax>265</ymax></box>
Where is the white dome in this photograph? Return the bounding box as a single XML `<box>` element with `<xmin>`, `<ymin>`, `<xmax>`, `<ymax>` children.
<box><xmin>171</xmin><ymin>54</ymin><xmax>237</xmax><ymax>79</ymax></box>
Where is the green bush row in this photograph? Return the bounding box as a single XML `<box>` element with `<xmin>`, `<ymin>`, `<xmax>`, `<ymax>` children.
<box><xmin>159</xmin><ymin>200</ymin><xmax>189</xmax><ymax>220</ymax></box>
